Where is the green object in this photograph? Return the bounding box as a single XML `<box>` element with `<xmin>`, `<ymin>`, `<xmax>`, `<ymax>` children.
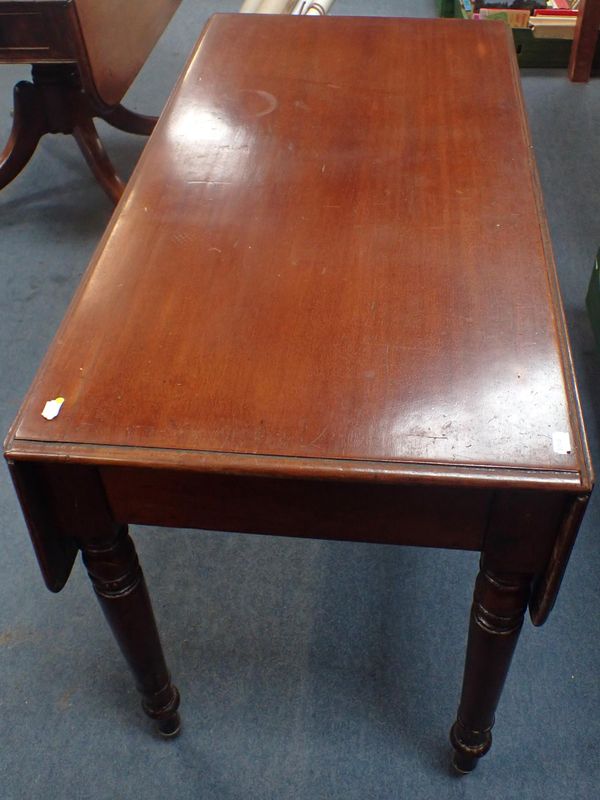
<box><xmin>441</xmin><ymin>0</ymin><xmax>599</xmax><ymax>70</ymax></box>
<box><xmin>436</xmin><ymin>0</ymin><xmax>455</xmax><ymax>17</ymax></box>
<box><xmin>586</xmin><ymin>251</ymin><xmax>600</xmax><ymax>352</ymax></box>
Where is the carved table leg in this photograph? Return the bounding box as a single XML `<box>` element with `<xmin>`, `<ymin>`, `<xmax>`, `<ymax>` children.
<box><xmin>0</xmin><ymin>64</ymin><xmax>155</xmax><ymax>203</ymax></box>
<box><xmin>450</xmin><ymin>559</ymin><xmax>532</xmax><ymax>773</ymax></box>
<box><xmin>0</xmin><ymin>81</ymin><xmax>46</xmax><ymax>190</ymax></box>
<box><xmin>99</xmin><ymin>104</ymin><xmax>158</xmax><ymax>137</ymax></box>
<box><xmin>81</xmin><ymin>525</ymin><xmax>180</xmax><ymax>736</ymax></box>
<box><xmin>73</xmin><ymin>117</ymin><xmax>125</xmax><ymax>204</ymax></box>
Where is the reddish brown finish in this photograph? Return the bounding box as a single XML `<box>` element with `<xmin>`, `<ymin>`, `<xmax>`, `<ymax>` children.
<box><xmin>7</xmin><ymin>459</ymin><xmax>79</xmax><ymax>593</ymax></box>
<box><xmin>0</xmin><ymin>0</ymin><xmax>181</xmax><ymax>107</ymax></box>
<box><xmin>73</xmin><ymin>0</ymin><xmax>182</xmax><ymax>107</ymax></box>
<box><xmin>0</xmin><ymin>2</ymin><xmax>77</xmax><ymax>64</ymax></box>
<box><xmin>0</xmin><ymin>63</ymin><xmax>131</xmax><ymax>202</ymax></box>
<box><xmin>569</xmin><ymin>0</ymin><xmax>600</xmax><ymax>82</ymax></box>
<box><xmin>100</xmin><ymin>104</ymin><xmax>157</xmax><ymax>137</ymax></box>
<box><xmin>72</xmin><ymin>113</ymin><xmax>125</xmax><ymax>203</ymax></box>
<box><xmin>450</xmin><ymin>561</ymin><xmax>532</xmax><ymax>773</ymax></box>
<box><xmin>100</xmin><ymin>465</ymin><xmax>491</xmax><ymax>551</ymax></box>
<box><xmin>82</xmin><ymin>526</ymin><xmax>180</xmax><ymax>737</ymax></box>
<box><xmin>0</xmin><ymin>78</ymin><xmax>46</xmax><ymax>187</ymax></box>
<box><xmin>0</xmin><ymin>0</ymin><xmax>181</xmax><ymax>198</ymax></box>
<box><xmin>4</xmin><ymin>15</ymin><xmax>593</xmax><ymax>768</ymax></box>
<box><xmin>529</xmin><ymin>492</ymin><xmax>589</xmax><ymax>624</ymax></box>
<box><xmin>11</xmin><ymin>16</ymin><xmax>587</xmax><ymax>476</ymax></box>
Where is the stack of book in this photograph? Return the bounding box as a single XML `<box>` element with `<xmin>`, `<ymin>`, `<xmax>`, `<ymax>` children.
<box><xmin>460</xmin><ymin>1</ymin><xmax>583</xmax><ymax>39</ymax></box>
<box><xmin>530</xmin><ymin>2</ymin><xmax>581</xmax><ymax>39</ymax></box>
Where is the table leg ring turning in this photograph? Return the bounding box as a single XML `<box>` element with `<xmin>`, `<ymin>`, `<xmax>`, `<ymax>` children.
<box><xmin>449</xmin><ymin>561</ymin><xmax>532</xmax><ymax>772</ymax></box>
<box><xmin>142</xmin><ymin>683</ymin><xmax>181</xmax><ymax>738</ymax></box>
<box><xmin>450</xmin><ymin>718</ymin><xmax>492</xmax><ymax>773</ymax></box>
<box><xmin>81</xmin><ymin>525</ymin><xmax>181</xmax><ymax>737</ymax></box>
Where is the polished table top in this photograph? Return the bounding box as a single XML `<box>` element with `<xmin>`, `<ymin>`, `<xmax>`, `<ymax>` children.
<box><xmin>9</xmin><ymin>14</ymin><xmax>590</xmax><ymax>488</ymax></box>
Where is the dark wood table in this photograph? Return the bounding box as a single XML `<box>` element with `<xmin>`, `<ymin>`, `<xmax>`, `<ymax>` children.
<box><xmin>4</xmin><ymin>14</ymin><xmax>593</xmax><ymax>773</ymax></box>
<box><xmin>0</xmin><ymin>0</ymin><xmax>181</xmax><ymax>201</ymax></box>
<box><xmin>569</xmin><ymin>0</ymin><xmax>600</xmax><ymax>82</ymax></box>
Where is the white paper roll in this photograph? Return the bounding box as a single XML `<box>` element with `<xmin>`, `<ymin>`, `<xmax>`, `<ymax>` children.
<box><xmin>292</xmin><ymin>0</ymin><xmax>335</xmax><ymax>14</ymax></box>
<box><xmin>242</xmin><ymin>0</ymin><xmax>334</xmax><ymax>15</ymax></box>
<box><xmin>254</xmin><ymin>0</ymin><xmax>297</xmax><ymax>12</ymax></box>
<box><xmin>239</xmin><ymin>0</ymin><xmax>263</xmax><ymax>12</ymax></box>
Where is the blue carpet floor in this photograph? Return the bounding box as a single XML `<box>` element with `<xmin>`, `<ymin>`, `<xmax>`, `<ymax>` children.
<box><xmin>1</xmin><ymin>2</ymin><xmax>599</xmax><ymax>798</ymax></box>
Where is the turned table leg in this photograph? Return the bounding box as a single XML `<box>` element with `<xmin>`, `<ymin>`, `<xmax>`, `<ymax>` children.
<box><xmin>450</xmin><ymin>558</ymin><xmax>532</xmax><ymax>773</ymax></box>
<box><xmin>81</xmin><ymin>525</ymin><xmax>180</xmax><ymax>736</ymax></box>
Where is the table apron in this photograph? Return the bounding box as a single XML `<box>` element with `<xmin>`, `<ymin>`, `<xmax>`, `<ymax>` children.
<box><xmin>101</xmin><ymin>465</ymin><xmax>492</xmax><ymax>551</ymax></box>
<box><xmin>8</xmin><ymin>460</ymin><xmax>575</xmax><ymax>600</ymax></box>
<box><xmin>0</xmin><ymin>3</ymin><xmax>78</xmax><ymax>64</ymax></box>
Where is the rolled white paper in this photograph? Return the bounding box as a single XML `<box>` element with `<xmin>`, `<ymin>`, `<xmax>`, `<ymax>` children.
<box><xmin>241</xmin><ymin>0</ymin><xmax>334</xmax><ymax>15</ymax></box>
<box><xmin>240</xmin><ymin>0</ymin><xmax>264</xmax><ymax>11</ymax></box>
<box><xmin>254</xmin><ymin>0</ymin><xmax>297</xmax><ymax>12</ymax></box>
<box><xmin>292</xmin><ymin>0</ymin><xmax>335</xmax><ymax>15</ymax></box>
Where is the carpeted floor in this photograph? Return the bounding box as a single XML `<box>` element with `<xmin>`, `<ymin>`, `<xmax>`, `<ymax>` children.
<box><xmin>1</xmin><ymin>2</ymin><xmax>599</xmax><ymax>798</ymax></box>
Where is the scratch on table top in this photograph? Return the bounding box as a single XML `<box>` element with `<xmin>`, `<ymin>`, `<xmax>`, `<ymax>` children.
<box><xmin>308</xmin><ymin>427</ymin><xmax>328</xmax><ymax>446</ymax></box>
<box><xmin>405</xmin><ymin>434</ymin><xmax>449</xmax><ymax>441</ymax></box>
<box><xmin>187</xmin><ymin>180</ymin><xmax>232</xmax><ymax>185</ymax></box>
<box><xmin>248</xmin><ymin>89</ymin><xmax>278</xmax><ymax>117</ymax></box>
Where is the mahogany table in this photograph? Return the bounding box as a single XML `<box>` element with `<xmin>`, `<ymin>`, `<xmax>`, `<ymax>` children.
<box><xmin>569</xmin><ymin>0</ymin><xmax>600</xmax><ymax>82</ymax></box>
<box><xmin>4</xmin><ymin>14</ymin><xmax>593</xmax><ymax>773</ymax></box>
<box><xmin>0</xmin><ymin>0</ymin><xmax>181</xmax><ymax>202</ymax></box>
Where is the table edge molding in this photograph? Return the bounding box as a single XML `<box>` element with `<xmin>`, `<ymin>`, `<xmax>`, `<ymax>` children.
<box><xmin>4</xmin><ymin>437</ymin><xmax>590</xmax><ymax>492</ymax></box>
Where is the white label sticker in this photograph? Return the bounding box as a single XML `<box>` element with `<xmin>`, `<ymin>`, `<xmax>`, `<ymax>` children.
<box><xmin>552</xmin><ymin>431</ymin><xmax>572</xmax><ymax>455</ymax></box>
<box><xmin>41</xmin><ymin>397</ymin><xmax>65</xmax><ymax>421</ymax></box>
